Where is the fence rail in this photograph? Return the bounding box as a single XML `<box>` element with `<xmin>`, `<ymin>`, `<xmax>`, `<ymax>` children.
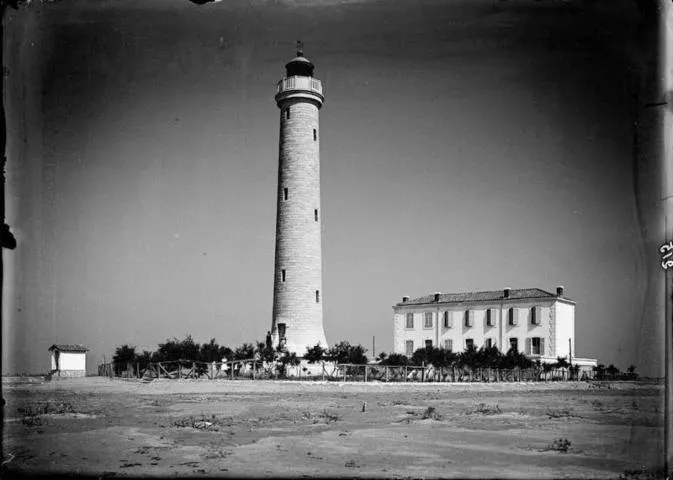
<box><xmin>98</xmin><ymin>359</ymin><xmax>602</xmax><ymax>383</ymax></box>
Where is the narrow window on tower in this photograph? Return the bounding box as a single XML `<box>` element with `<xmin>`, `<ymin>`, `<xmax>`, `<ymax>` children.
<box><xmin>315</xmin><ymin>290</ymin><xmax>320</xmax><ymax>303</ymax></box>
<box><xmin>314</xmin><ymin>209</ymin><xmax>318</xmax><ymax>222</ymax></box>
<box><xmin>313</xmin><ymin>129</ymin><xmax>317</xmax><ymax>141</ymax></box>
<box><xmin>283</xmin><ymin>188</ymin><xmax>288</xmax><ymax>201</ymax></box>
<box><xmin>286</xmin><ymin>108</ymin><xmax>290</xmax><ymax>120</ymax></box>
<box><xmin>282</xmin><ymin>269</ymin><xmax>286</xmax><ymax>282</ymax></box>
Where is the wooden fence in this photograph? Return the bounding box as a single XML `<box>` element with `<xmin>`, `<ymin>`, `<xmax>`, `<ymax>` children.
<box><xmin>99</xmin><ymin>359</ymin><xmax>594</xmax><ymax>383</ymax></box>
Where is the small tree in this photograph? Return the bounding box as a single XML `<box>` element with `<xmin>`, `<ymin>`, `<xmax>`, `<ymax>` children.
<box><xmin>136</xmin><ymin>350</ymin><xmax>152</xmax><ymax>371</ymax></box>
<box><xmin>326</xmin><ymin>341</ymin><xmax>368</xmax><ymax>365</ymax></box>
<box><xmin>199</xmin><ymin>338</ymin><xmax>222</xmax><ymax>363</ymax></box>
<box><xmin>277</xmin><ymin>351</ymin><xmax>301</xmax><ymax>377</ymax></box>
<box><xmin>112</xmin><ymin>345</ymin><xmax>137</xmax><ymax>375</ymax></box>
<box><xmin>255</xmin><ymin>341</ymin><xmax>278</xmax><ymax>363</ymax></box>
<box><xmin>233</xmin><ymin>343</ymin><xmax>255</xmax><ymax>361</ymax></box>
<box><xmin>593</xmin><ymin>364</ymin><xmax>606</xmax><ymax>380</ymax></box>
<box><xmin>606</xmin><ymin>364</ymin><xmax>620</xmax><ymax>379</ymax></box>
<box><xmin>304</xmin><ymin>343</ymin><xmax>327</xmax><ymax>364</ymax></box>
<box><xmin>380</xmin><ymin>353</ymin><xmax>410</xmax><ymax>366</ymax></box>
<box><xmin>555</xmin><ymin>356</ymin><xmax>570</xmax><ymax>370</ymax></box>
<box><xmin>411</xmin><ymin>346</ymin><xmax>433</xmax><ymax>367</ymax></box>
<box><xmin>627</xmin><ymin>364</ymin><xmax>638</xmax><ymax>380</ymax></box>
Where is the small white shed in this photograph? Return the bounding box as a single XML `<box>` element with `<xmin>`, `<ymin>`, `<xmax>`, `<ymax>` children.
<box><xmin>48</xmin><ymin>344</ymin><xmax>89</xmax><ymax>377</ymax></box>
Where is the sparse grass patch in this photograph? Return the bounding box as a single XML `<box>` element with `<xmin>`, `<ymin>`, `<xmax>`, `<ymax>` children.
<box><xmin>17</xmin><ymin>401</ymin><xmax>78</xmax><ymax>426</ymax></box>
<box><xmin>545</xmin><ymin>406</ymin><xmax>579</xmax><ymax>419</ymax></box>
<box><xmin>421</xmin><ymin>406</ymin><xmax>443</xmax><ymax>421</ymax></box>
<box><xmin>466</xmin><ymin>403</ymin><xmax>501</xmax><ymax>415</ymax></box>
<box><xmin>173</xmin><ymin>414</ymin><xmax>223</xmax><ymax>431</ymax></box>
<box><xmin>302</xmin><ymin>409</ymin><xmax>340</xmax><ymax>424</ymax></box>
<box><xmin>590</xmin><ymin>400</ymin><xmax>604</xmax><ymax>411</ymax></box>
<box><xmin>619</xmin><ymin>466</ymin><xmax>670</xmax><ymax>480</ymax></box>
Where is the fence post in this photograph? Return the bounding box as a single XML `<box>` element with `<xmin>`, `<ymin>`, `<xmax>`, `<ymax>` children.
<box><xmin>230</xmin><ymin>361</ymin><xmax>234</xmax><ymax>380</ymax></box>
<box><xmin>385</xmin><ymin>366</ymin><xmax>389</xmax><ymax>382</ymax></box>
<box><xmin>404</xmin><ymin>365</ymin><xmax>408</xmax><ymax>382</ymax></box>
<box><xmin>322</xmin><ymin>361</ymin><xmax>325</xmax><ymax>381</ymax></box>
<box><xmin>364</xmin><ymin>365</ymin><xmax>368</xmax><ymax>383</ymax></box>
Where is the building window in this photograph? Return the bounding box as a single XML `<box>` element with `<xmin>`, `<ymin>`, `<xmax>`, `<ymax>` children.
<box><xmin>406</xmin><ymin>313</ymin><xmax>414</xmax><ymax>329</ymax></box>
<box><xmin>464</xmin><ymin>310</ymin><xmax>472</xmax><ymax>327</ymax></box>
<box><xmin>508</xmin><ymin>307</ymin><xmax>516</xmax><ymax>326</ymax></box>
<box><xmin>286</xmin><ymin>108</ymin><xmax>290</xmax><ymax>120</ymax></box>
<box><xmin>465</xmin><ymin>338</ymin><xmax>474</xmax><ymax>350</ymax></box>
<box><xmin>315</xmin><ymin>290</ymin><xmax>320</xmax><ymax>303</ymax></box>
<box><xmin>509</xmin><ymin>337</ymin><xmax>518</xmax><ymax>352</ymax></box>
<box><xmin>485</xmin><ymin>338</ymin><xmax>493</xmax><ymax>349</ymax></box>
<box><xmin>531</xmin><ymin>306</ymin><xmax>540</xmax><ymax>325</ymax></box>
<box><xmin>531</xmin><ymin>337</ymin><xmax>543</xmax><ymax>355</ymax></box>
<box><xmin>443</xmin><ymin>311</ymin><xmax>452</xmax><ymax>328</ymax></box>
<box><xmin>486</xmin><ymin>309</ymin><xmax>493</xmax><ymax>327</ymax></box>
<box><xmin>284</xmin><ymin>188</ymin><xmax>288</xmax><ymax>201</ymax></box>
<box><xmin>314</xmin><ymin>209</ymin><xmax>318</xmax><ymax>222</ymax></box>
<box><xmin>425</xmin><ymin>339</ymin><xmax>433</xmax><ymax>349</ymax></box>
<box><xmin>424</xmin><ymin>312</ymin><xmax>433</xmax><ymax>329</ymax></box>
<box><xmin>444</xmin><ymin>339</ymin><xmax>453</xmax><ymax>352</ymax></box>
<box><xmin>405</xmin><ymin>340</ymin><xmax>414</xmax><ymax>357</ymax></box>
<box><xmin>313</xmin><ymin>129</ymin><xmax>317</xmax><ymax>141</ymax></box>
<box><xmin>281</xmin><ymin>269</ymin><xmax>286</xmax><ymax>282</ymax></box>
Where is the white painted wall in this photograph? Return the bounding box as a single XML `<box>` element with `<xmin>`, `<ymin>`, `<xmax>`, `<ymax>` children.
<box><xmin>50</xmin><ymin>351</ymin><xmax>86</xmax><ymax>372</ymax></box>
<box><xmin>554</xmin><ymin>301</ymin><xmax>575</xmax><ymax>360</ymax></box>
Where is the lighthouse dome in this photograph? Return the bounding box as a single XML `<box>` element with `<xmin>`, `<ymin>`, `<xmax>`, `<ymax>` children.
<box><xmin>285</xmin><ymin>53</ymin><xmax>315</xmax><ymax>77</ymax></box>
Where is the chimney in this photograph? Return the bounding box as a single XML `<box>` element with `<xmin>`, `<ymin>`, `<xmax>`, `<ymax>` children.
<box><xmin>402</xmin><ymin>296</ymin><xmax>409</xmax><ymax>303</ymax></box>
<box><xmin>434</xmin><ymin>292</ymin><xmax>441</xmax><ymax>302</ymax></box>
<box><xmin>504</xmin><ymin>287</ymin><xmax>511</xmax><ymax>298</ymax></box>
<box><xmin>556</xmin><ymin>285</ymin><xmax>564</xmax><ymax>297</ymax></box>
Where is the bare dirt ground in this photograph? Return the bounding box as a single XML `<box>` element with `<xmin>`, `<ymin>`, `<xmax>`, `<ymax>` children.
<box><xmin>1</xmin><ymin>377</ymin><xmax>665</xmax><ymax>478</ymax></box>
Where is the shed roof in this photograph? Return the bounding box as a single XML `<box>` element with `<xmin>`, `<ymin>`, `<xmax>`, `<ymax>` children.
<box><xmin>48</xmin><ymin>344</ymin><xmax>89</xmax><ymax>353</ymax></box>
<box><xmin>396</xmin><ymin>288</ymin><xmax>567</xmax><ymax>306</ymax></box>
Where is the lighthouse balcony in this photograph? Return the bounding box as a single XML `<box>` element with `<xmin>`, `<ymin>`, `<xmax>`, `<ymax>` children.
<box><xmin>277</xmin><ymin>75</ymin><xmax>322</xmax><ymax>95</ymax></box>
<box><xmin>275</xmin><ymin>76</ymin><xmax>324</xmax><ymax>106</ymax></box>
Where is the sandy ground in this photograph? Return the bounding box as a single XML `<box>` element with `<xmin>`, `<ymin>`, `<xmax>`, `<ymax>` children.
<box><xmin>0</xmin><ymin>377</ymin><xmax>665</xmax><ymax>478</ymax></box>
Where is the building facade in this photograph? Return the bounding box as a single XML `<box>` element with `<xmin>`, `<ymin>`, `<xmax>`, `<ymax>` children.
<box><xmin>270</xmin><ymin>46</ymin><xmax>329</xmax><ymax>355</ymax></box>
<box><xmin>48</xmin><ymin>344</ymin><xmax>88</xmax><ymax>377</ymax></box>
<box><xmin>393</xmin><ymin>287</ymin><xmax>595</xmax><ymax>367</ymax></box>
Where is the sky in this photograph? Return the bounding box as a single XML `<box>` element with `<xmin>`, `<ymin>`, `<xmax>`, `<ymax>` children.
<box><xmin>1</xmin><ymin>0</ymin><xmax>665</xmax><ymax>376</ymax></box>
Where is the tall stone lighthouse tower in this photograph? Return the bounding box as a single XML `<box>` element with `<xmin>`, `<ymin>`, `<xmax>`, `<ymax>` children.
<box><xmin>270</xmin><ymin>45</ymin><xmax>328</xmax><ymax>355</ymax></box>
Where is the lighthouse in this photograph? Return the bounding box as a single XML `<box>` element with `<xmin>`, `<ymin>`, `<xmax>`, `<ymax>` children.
<box><xmin>270</xmin><ymin>45</ymin><xmax>329</xmax><ymax>355</ymax></box>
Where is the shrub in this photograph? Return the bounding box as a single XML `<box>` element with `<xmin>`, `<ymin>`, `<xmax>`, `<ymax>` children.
<box><xmin>466</xmin><ymin>403</ymin><xmax>501</xmax><ymax>415</ymax></box>
<box><xmin>548</xmin><ymin>438</ymin><xmax>571</xmax><ymax>452</ymax></box>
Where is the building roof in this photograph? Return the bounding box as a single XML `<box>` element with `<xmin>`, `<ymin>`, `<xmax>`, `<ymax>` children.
<box><xmin>48</xmin><ymin>344</ymin><xmax>89</xmax><ymax>353</ymax></box>
<box><xmin>396</xmin><ymin>288</ymin><xmax>569</xmax><ymax>306</ymax></box>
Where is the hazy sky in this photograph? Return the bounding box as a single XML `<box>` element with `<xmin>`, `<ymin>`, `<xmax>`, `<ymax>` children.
<box><xmin>2</xmin><ymin>0</ymin><xmax>663</xmax><ymax>376</ymax></box>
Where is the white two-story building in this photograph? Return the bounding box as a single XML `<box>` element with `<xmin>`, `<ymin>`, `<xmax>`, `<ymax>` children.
<box><xmin>392</xmin><ymin>286</ymin><xmax>596</xmax><ymax>368</ymax></box>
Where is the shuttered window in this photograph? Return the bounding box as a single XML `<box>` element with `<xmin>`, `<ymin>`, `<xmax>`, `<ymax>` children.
<box><xmin>443</xmin><ymin>311</ymin><xmax>452</xmax><ymax>328</ymax></box>
<box><xmin>464</xmin><ymin>310</ymin><xmax>473</xmax><ymax>327</ymax></box>
<box><xmin>424</xmin><ymin>312</ymin><xmax>433</xmax><ymax>328</ymax></box>
<box><xmin>508</xmin><ymin>308</ymin><xmax>517</xmax><ymax>326</ymax></box>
